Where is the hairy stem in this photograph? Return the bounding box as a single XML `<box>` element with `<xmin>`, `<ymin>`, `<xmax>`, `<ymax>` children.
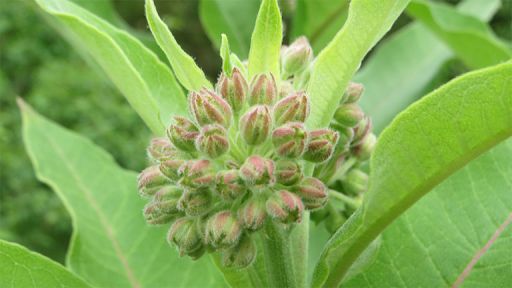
<box><xmin>261</xmin><ymin>221</ymin><xmax>297</xmax><ymax>287</ymax></box>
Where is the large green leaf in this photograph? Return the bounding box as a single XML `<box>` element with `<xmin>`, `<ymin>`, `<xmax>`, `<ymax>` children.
<box><xmin>199</xmin><ymin>0</ymin><xmax>260</xmax><ymax>59</ymax></box>
<box><xmin>248</xmin><ymin>0</ymin><xmax>282</xmax><ymax>79</ymax></box>
<box><xmin>145</xmin><ymin>0</ymin><xmax>211</xmax><ymax>92</ymax></box>
<box><xmin>407</xmin><ymin>0</ymin><xmax>511</xmax><ymax>69</ymax></box>
<box><xmin>312</xmin><ymin>62</ymin><xmax>512</xmax><ymax>287</ymax></box>
<box><xmin>0</xmin><ymin>240</ymin><xmax>90</xmax><ymax>287</ymax></box>
<box><xmin>35</xmin><ymin>0</ymin><xmax>187</xmax><ymax>135</ymax></box>
<box><xmin>343</xmin><ymin>139</ymin><xmax>512</xmax><ymax>286</ymax></box>
<box><xmin>19</xmin><ymin>100</ymin><xmax>225</xmax><ymax>288</ymax></box>
<box><xmin>306</xmin><ymin>0</ymin><xmax>411</xmax><ymax>129</ymax></box>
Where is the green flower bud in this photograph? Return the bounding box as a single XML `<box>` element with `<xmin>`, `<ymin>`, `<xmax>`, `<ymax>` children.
<box><xmin>240</xmin><ymin>156</ymin><xmax>275</xmax><ymax>185</ymax></box>
<box><xmin>248</xmin><ymin>73</ymin><xmax>278</xmax><ymax>105</ymax></box>
<box><xmin>177</xmin><ymin>188</ymin><xmax>211</xmax><ymax>216</ymax></box>
<box><xmin>281</xmin><ymin>37</ymin><xmax>313</xmax><ymax>77</ymax></box>
<box><xmin>167</xmin><ymin>217</ymin><xmax>203</xmax><ymax>257</ymax></box>
<box><xmin>343</xmin><ymin>169</ymin><xmax>369</xmax><ymax>195</ymax></box>
<box><xmin>205</xmin><ymin>211</ymin><xmax>242</xmax><ymax>248</ymax></box>
<box><xmin>266</xmin><ymin>190</ymin><xmax>304</xmax><ymax>223</ymax></box>
<box><xmin>167</xmin><ymin>116</ymin><xmax>199</xmax><ymax>152</ymax></box>
<box><xmin>294</xmin><ymin>177</ymin><xmax>327</xmax><ymax>210</ymax></box>
<box><xmin>189</xmin><ymin>89</ymin><xmax>232</xmax><ymax>128</ymax></box>
<box><xmin>138</xmin><ymin>165</ymin><xmax>169</xmax><ymax>197</ymax></box>
<box><xmin>272</xmin><ymin>122</ymin><xmax>308</xmax><ymax>158</ymax></box>
<box><xmin>178</xmin><ymin>160</ymin><xmax>215</xmax><ymax>188</ymax></box>
<box><xmin>143</xmin><ymin>186</ymin><xmax>182</xmax><ymax>225</ymax></box>
<box><xmin>334</xmin><ymin>104</ymin><xmax>364</xmax><ymax>128</ymax></box>
<box><xmin>195</xmin><ymin>124</ymin><xmax>229</xmax><ymax>158</ymax></box>
<box><xmin>342</xmin><ymin>82</ymin><xmax>364</xmax><ymax>104</ymax></box>
<box><xmin>160</xmin><ymin>159</ymin><xmax>185</xmax><ymax>182</ymax></box>
<box><xmin>274</xmin><ymin>159</ymin><xmax>302</xmax><ymax>186</ymax></box>
<box><xmin>218</xmin><ymin>67</ymin><xmax>248</xmax><ymax>113</ymax></box>
<box><xmin>303</xmin><ymin>129</ymin><xmax>339</xmax><ymax>163</ymax></box>
<box><xmin>240</xmin><ymin>105</ymin><xmax>272</xmax><ymax>145</ymax></box>
<box><xmin>239</xmin><ymin>196</ymin><xmax>267</xmax><ymax>231</ymax></box>
<box><xmin>279</xmin><ymin>80</ymin><xmax>294</xmax><ymax>99</ymax></box>
<box><xmin>273</xmin><ymin>91</ymin><xmax>310</xmax><ymax>126</ymax></box>
<box><xmin>147</xmin><ymin>137</ymin><xmax>176</xmax><ymax>162</ymax></box>
<box><xmin>222</xmin><ymin>235</ymin><xmax>256</xmax><ymax>269</ymax></box>
<box><xmin>352</xmin><ymin>116</ymin><xmax>372</xmax><ymax>146</ymax></box>
<box><xmin>216</xmin><ymin>170</ymin><xmax>246</xmax><ymax>201</ymax></box>
<box><xmin>353</xmin><ymin>133</ymin><xmax>376</xmax><ymax>161</ymax></box>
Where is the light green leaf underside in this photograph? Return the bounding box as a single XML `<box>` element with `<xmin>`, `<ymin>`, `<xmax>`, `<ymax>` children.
<box><xmin>357</xmin><ymin>0</ymin><xmax>501</xmax><ymax>133</ymax></box>
<box><xmin>248</xmin><ymin>0</ymin><xmax>282</xmax><ymax>79</ymax></box>
<box><xmin>145</xmin><ymin>0</ymin><xmax>211</xmax><ymax>92</ymax></box>
<box><xmin>35</xmin><ymin>0</ymin><xmax>187</xmax><ymax>135</ymax></box>
<box><xmin>199</xmin><ymin>0</ymin><xmax>260</xmax><ymax>59</ymax></box>
<box><xmin>312</xmin><ymin>62</ymin><xmax>512</xmax><ymax>287</ymax></box>
<box><xmin>407</xmin><ymin>0</ymin><xmax>511</xmax><ymax>69</ymax></box>
<box><xmin>306</xmin><ymin>0</ymin><xmax>411</xmax><ymax>129</ymax></box>
<box><xmin>0</xmin><ymin>240</ymin><xmax>90</xmax><ymax>288</ymax></box>
<box><xmin>345</xmin><ymin>139</ymin><xmax>512</xmax><ymax>287</ymax></box>
<box><xmin>20</xmin><ymin>101</ymin><xmax>225</xmax><ymax>288</ymax></box>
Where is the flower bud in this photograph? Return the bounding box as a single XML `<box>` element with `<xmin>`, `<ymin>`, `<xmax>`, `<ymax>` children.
<box><xmin>205</xmin><ymin>211</ymin><xmax>242</xmax><ymax>248</ymax></box>
<box><xmin>274</xmin><ymin>159</ymin><xmax>302</xmax><ymax>186</ymax></box>
<box><xmin>138</xmin><ymin>165</ymin><xmax>169</xmax><ymax>197</ymax></box>
<box><xmin>189</xmin><ymin>89</ymin><xmax>232</xmax><ymax>128</ymax></box>
<box><xmin>177</xmin><ymin>188</ymin><xmax>211</xmax><ymax>216</ymax></box>
<box><xmin>352</xmin><ymin>133</ymin><xmax>376</xmax><ymax>161</ymax></box>
<box><xmin>325</xmin><ymin>209</ymin><xmax>347</xmax><ymax>234</ymax></box>
<box><xmin>147</xmin><ymin>137</ymin><xmax>176</xmax><ymax>162</ymax></box>
<box><xmin>168</xmin><ymin>217</ymin><xmax>203</xmax><ymax>256</ymax></box>
<box><xmin>282</xmin><ymin>37</ymin><xmax>313</xmax><ymax>77</ymax></box>
<box><xmin>248</xmin><ymin>73</ymin><xmax>278</xmax><ymax>105</ymax></box>
<box><xmin>294</xmin><ymin>177</ymin><xmax>327</xmax><ymax>210</ymax></box>
<box><xmin>343</xmin><ymin>169</ymin><xmax>369</xmax><ymax>195</ymax></box>
<box><xmin>279</xmin><ymin>80</ymin><xmax>294</xmax><ymax>99</ymax></box>
<box><xmin>342</xmin><ymin>82</ymin><xmax>364</xmax><ymax>104</ymax></box>
<box><xmin>333</xmin><ymin>104</ymin><xmax>364</xmax><ymax>128</ymax></box>
<box><xmin>240</xmin><ymin>105</ymin><xmax>272</xmax><ymax>145</ymax></box>
<box><xmin>266</xmin><ymin>190</ymin><xmax>304</xmax><ymax>223</ymax></box>
<box><xmin>239</xmin><ymin>156</ymin><xmax>274</xmax><ymax>185</ymax></box>
<box><xmin>218</xmin><ymin>67</ymin><xmax>248</xmax><ymax>113</ymax></box>
<box><xmin>303</xmin><ymin>129</ymin><xmax>339</xmax><ymax>163</ymax></box>
<box><xmin>143</xmin><ymin>186</ymin><xmax>182</xmax><ymax>225</ymax></box>
<box><xmin>167</xmin><ymin>116</ymin><xmax>199</xmax><ymax>152</ymax></box>
<box><xmin>331</xmin><ymin>125</ymin><xmax>354</xmax><ymax>152</ymax></box>
<box><xmin>273</xmin><ymin>91</ymin><xmax>310</xmax><ymax>126</ymax></box>
<box><xmin>352</xmin><ymin>116</ymin><xmax>372</xmax><ymax>146</ymax></box>
<box><xmin>178</xmin><ymin>160</ymin><xmax>215</xmax><ymax>188</ymax></box>
<box><xmin>159</xmin><ymin>159</ymin><xmax>185</xmax><ymax>182</ymax></box>
<box><xmin>222</xmin><ymin>235</ymin><xmax>256</xmax><ymax>269</ymax></box>
<box><xmin>195</xmin><ymin>124</ymin><xmax>229</xmax><ymax>158</ymax></box>
<box><xmin>239</xmin><ymin>197</ymin><xmax>267</xmax><ymax>231</ymax></box>
<box><xmin>272</xmin><ymin>122</ymin><xmax>308</xmax><ymax>158</ymax></box>
<box><xmin>216</xmin><ymin>170</ymin><xmax>246</xmax><ymax>201</ymax></box>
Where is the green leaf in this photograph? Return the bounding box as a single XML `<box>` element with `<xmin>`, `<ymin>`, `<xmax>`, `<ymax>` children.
<box><xmin>0</xmin><ymin>240</ymin><xmax>90</xmax><ymax>287</ymax></box>
<box><xmin>19</xmin><ymin>100</ymin><xmax>225</xmax><ymax>288</ymax></box>
<box><xmin>220</xmin><ymin>34</ymin><xmax>233</xmax><ymax>75</ymax></box>
<box><xmin>407</xmin><ymin>0</ymin><xmax>511</xmax><ymax>69</ymax></box>
<box><xmin>306</xmin><ymin>0</ymin><xmax>411</xmax><ymax>129</ymax></box>
<box><xmin>145</xmin><ymin>0</ymin><xmax>211</xmax><ymax>92</ymax></box>
<box><xmin>248</xmin><ymin>0</ymin><xmax>282</xmax><ymax>79</ymax></box>
<box><xmin>312</xmin><ymin>62</ymin><xmax>512</xmax><ymax>287</ymax></box>
<box><xmin>199</xmin><ymin>0</ymin><xmax>260</xmax><ymax>59</ymax></box>
<box><xmin>35</xmin><ymin>0</ymin><xmax>187</xmax><ymax>135</ymax></box>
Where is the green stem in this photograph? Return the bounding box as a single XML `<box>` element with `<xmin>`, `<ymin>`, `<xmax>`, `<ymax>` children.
<box><xmin>329</xmin><ymin>189</ymin><xmax>361</xmax><ymax>210</ymax></box>
<box><xmin>261</xmin><ymin>221</ymin><xmax>297</xmax><ymax>288</ymax></box>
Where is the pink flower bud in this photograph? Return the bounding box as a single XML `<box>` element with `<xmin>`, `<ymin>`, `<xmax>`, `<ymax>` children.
<box><xmin>167</xmin><ymin>116</ymin><xmax>199</xmax><ymax>152</ymax></box>
<box><xmin>303</xmin><ymin>129</ymin><xmax>339</xmax><ymax>163</ymax></box>
<box><xmin>240</xmin><ymin>105</ymin><xmax>272</xmax><ymax>145</ymax></box>
<box><xmin>342</xmin><ymin>82</ymin><xmax>364</xmax><ymax>104</ymax></box>
<box><xmin>205</xmin><ymin>211</ymin><xmax>242</xmax><ymax>248</ymax></box>
<box><xmin>143</xmin><ymin>186</ymin><xmax>182</xmax><ymax>225</ymax></box>
<box><xmin>333</xmin><ymin>103</ymin><xmax>364</xmax><ymax>128</ymax></box>
<box><xmin>239</xmin><ymin>156</ymin><xmax>275</xmax><ymax>185</ymax></box>
<box><xmin>273</xmin><ymin>91</ymin><xmax>310</xmax><ymax>126</ymax></box>
<box><xmin>352</xmin><ymin>116</ymin><xmax>372</xmax><ymax>146</ymax></box>
<box><xmin>248</xmin><ymin>73</ymin><xmax>278</xmax><ymax>105</ymax></box>
<box><xmin>281</xmin><ymin>37</ymin><xmax>313</xmax><ymax>77</ymax></box>
<box><xmin>195</xmin><ymin>124</ymin><xmax>229</xmax><ymax>158</ymax></box>
<box><xmin>177</xmin><ymin>188</ymin><xmax>211</xmax><ymax>216</ymax></box>
<box><xmin>138</xmin><ymin>165</ymin><xmax>169</xmax><ymax>197</ymax></box>
<box><xmin>222</xmin><ymin>235</ymin><xmax>256</xmax><ymax>269</ymax></box>
<box><xmin>216</xmin><ymin>170</ymin><xmax>246</xmax><ymax>201</ymax></box>
<box><xmin>189</xmin><ymin>89</ymin><xmax>232</xmax><ymax>128</ymax></box>
<box><xmin>159</xmin><ymin>159</ymin><xmax>185</xmax><ymax>182</ymax></box>
<box><xmin>266</xmin><ymin>190</ymin><xmax>304</xmax><ymax>223</ymax></box>
<box><xmin>274</xmin><ymin>159</ymin><xmax>302</xmax><ymax>186</ymax></box>
<box><xmin>239</xmin><ymin>197</ymin><xmax>267</xmax><ymax>231</ymax></box>
<box><xmin>167</xmin><ymin>217</ymin><xmax>203</xmax><ymax>257</ymax></box>
<box><xmin>272</xmin><ymin>122</ymin><xmax>308</xmax><ymax>158</ymax></box>
<box><xmin>178</xmin><ymin>160</ymin><xmax>215</xmax><ymax>188</ymax></box>
<box><xmin>218</xmin><ymin>67</ymin><xmax>248</xmax><ymax>112</ymax></box>
<box><xmin>294</xmin><ymin>177</ymin><xmax>327</xmax><ymax>210</ymax></box>
<box><xmin>147</xmin><ymin>137</ymin><xmax>176</xmax><ymax>162</ymax></box>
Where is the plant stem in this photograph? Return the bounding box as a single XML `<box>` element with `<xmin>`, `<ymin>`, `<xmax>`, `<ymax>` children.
<box><xmin>329</xmin><ymin>189</ymin><xmax>361</xmax><ymax>209</ymax></box>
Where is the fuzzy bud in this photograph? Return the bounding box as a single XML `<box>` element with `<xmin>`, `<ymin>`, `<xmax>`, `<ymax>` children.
<box><xmin>216</xmin><ymin>170</ymin><xmax>246</xmax><ymax>201</ymax></box>
<box><xmin>189</xmin><ymin>89</ymin><xmax>232</xmax><ymax>128</ymax></box>
<box><xmin>240</xmin><ymin>105</ymin><xmax>272</xmax><ymax>145</ymax></box>
<box><xmin>342</xmin><ymin>82</ymin><xmax>364</xmax><ymax>104</ymax></box>
<box><xmin>167</xmin><ymin>116</ymin><xmax>199</xmax><ymax>152</ymax></box>
<box><xmin>272</xmin><ymin>122</ymin><xmax>308</xmax><ymax>158</ymax></box>
<box><xmin>218</xmin><ymin>68</ymin><xmax>248</xmax><ymax>112</ymax></box>
<box><xmin>294</xmin><ymin>177</ymin><xmax>327</xmax><ymax>210</ymax></box>
<box><xmin>274</xmin><ymin>159</ymin><xmax>302</xmax><ymax>186</ymax></box>
<box><xmin>334</xmin><ymin>104</ymin><xmax>364</xmax><ymax>128</ymax></box>
<box><xmin>205</xmin><ymin>211</ymin><xmax>242</xmax><ymax>248</ymax></box>
<box><xmin>222</xmin><ymin>235</ymin><xmax>256</xmax><ymax>269</ymax></box>
<box><xmin>239</xmin><ymin>197</ymin><xmax>267</xmax><ymax>231</ymax></box>
<box><xmin>178</xmin><ymin>160</ymin><xmax>215</xmax><ymax>188</ymax></box>
<box><xmin>266</xmin><ymin>190</ymin><xmax>304</xmax><ymax>223</ymax></box>
<box><xmin>273</xmin><ymin>91</ymin><xmax>310</xmax><ymax>126</ymax></box>
<box><xmin>160</xmin><ymin>159</ymin><xmax>185</xmax><ymax>182</ymax></box>
<box><xmin>147</xmin><ymin>137</ymin><xmax>176</xmax><ymax>162</ymax></box>
<box><xmin>177</xmin><ymin>188</ymin><xmax>211</xmax><ymax>216</ymax></box>
<box><xmin>248</xmin><ymin>73</ymin><xmax>278</xmax><ymax>105</ymax></box>
<box><xmin>168</xmin><ymin>217</ymin><xmax>203</xmax><ymax>256</ymax></box>
<box><xmin>282</xmin><ymin>37</ymin><xmax>313</xmax><ymax>77</ymax></box>
<box><xmin>195</xmin><ymin>124</ymin><xmax>229</xmax><ymax>158</ymax></box>
<box><xmin>138</xmin><ymin>165</ymin><xmax>169</xmax><ymax>197</ymax></box>
<box><xmin>353</xmin><ymin>133</ymin><xmax>376</xmax><ymax>161</ymax></box>
<box><xmin>303</xmin><ymin>129</ymin><xmax>339</xmax><ymax>163</ymax></box>
<box><xmin>343</xmin><ymin>169</ymin><xmax>369</xmax><ymax>195</ymax></box>
<box><xmin>143</xmin><ymin>186</ymin><xmax>182</xmax><ymax>225</ymax></box>
<box><xmin>352</xmin><ymin>116</ymin><xmax>372</xmax><ymax>146</ymax></box>
<box><xmin>239</xmin><ymin>156</ymin><xmax>275</xmax><ymax>185</ymax></box>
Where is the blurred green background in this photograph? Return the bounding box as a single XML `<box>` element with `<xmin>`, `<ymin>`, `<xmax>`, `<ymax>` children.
<box><xmin>0</xmin><ymin>0</ymin><xmax>510</xmax><ymax>263</ymax></box>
